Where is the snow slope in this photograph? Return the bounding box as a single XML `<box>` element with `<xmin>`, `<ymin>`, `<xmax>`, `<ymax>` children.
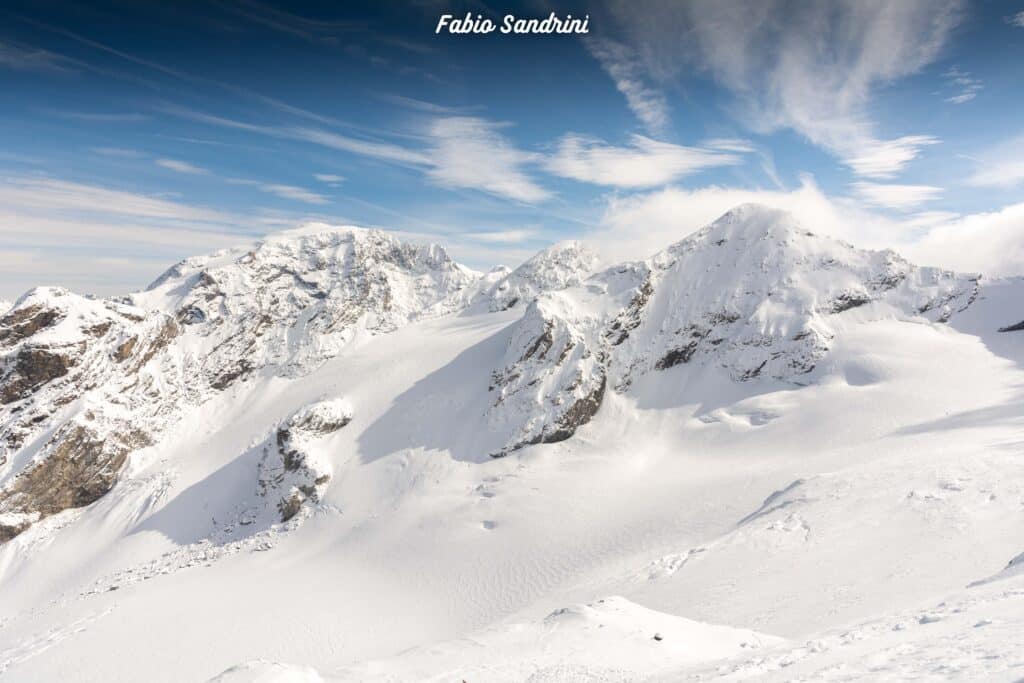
<box><xmin>0</xmin><ymin>206</ymin><xmax>1022</xmax><ymax>682</ymax></box>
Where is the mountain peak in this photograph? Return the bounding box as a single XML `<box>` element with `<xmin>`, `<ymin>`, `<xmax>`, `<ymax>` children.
<box><xmin>477</xmin><ymin>239</ymin><xmax>602</xmax><ymax>311</ymax></box>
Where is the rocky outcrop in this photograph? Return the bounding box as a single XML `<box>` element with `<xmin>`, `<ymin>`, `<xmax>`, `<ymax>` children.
<box><xmin>606</xmin><ymin>205</ymin><xmax>978</xmax><ymax>387</ymax></box>
<box><xmin>487</xmin><ymin>298</ymin><xmax>607</xmax><ymax>456</ymax></box>
<box><xmin>485</xmin><ymin>205</ymin><xmax>980</xmax><ymax>455</ymax></box>
<box><xmin>0</xmin><ymin>288</ymin><xmax>181</xmax><ymax>540</ymax></box>
<box><xmin>1</xmin><ymin>227</ymin><xmax>479</xmax><ymax>542</ymax></box>
<box><xmin>257</xmin><ymin>399</ymin><xmax>353</xmax><ymax>521</ymax></box>
<box><xmin>0</xmin><ymin>210</ymin><xmax>986</xmax><ymax>537</ymax></box>
<box><xmin>0</xmin><ymin>419</ymin><xmax>150</xmax><ymax>540</ymax></box>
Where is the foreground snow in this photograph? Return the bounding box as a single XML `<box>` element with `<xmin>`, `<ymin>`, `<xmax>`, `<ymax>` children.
<box><xmin>209</xmin><ymin>573</ymin><xmax>1024</xmax><ymax>682</ymax></box>
<box><xmin>0</xmin><ymin>207</ymin><xmax>1022</xmax><ymax>681</ymax></box>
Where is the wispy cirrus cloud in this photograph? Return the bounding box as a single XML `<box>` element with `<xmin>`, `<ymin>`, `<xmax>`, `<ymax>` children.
<box><xmin>289</xmin><ymin>127</ymin><xmax>431</xmax><ymax>167</ymax></box>
<box><xmin>0</xmin><ymin>176</ymin><xmax>236</xmax><ymax>224</ymax></box>
<box><xmin>966</xmin><ymin>135</ymin><xmax>1024</xmax><ymax>189</ymax></box>
<box><xmin>0</xmin><ymin>174</ymin><xmax>337</xmax><ymax>297</ymax></box>
<box><xmin>702</xmin><ymin>138</ymin><xmax>757</xmax><ymax>153</ymax></box>
<box><xmin>943</xmin><ymin>67</ymin><xmax>982</xmax><ymax>104</ymax></box>
<box><xmin>155</xmin><ymin>158</ymin><xmax>209</xmax><ymax>174</ymax></box>
<box><xmin>373</xmin><ymin>93</ymin><xmax>469</xmax><ymax>115</ymax></box>
<box><xmin>585</xmin><ymin>38</ymin><xmax>670</xmax><ymax>136</ymax></box>
<box><xmin>45</xmin><ymin>110</ymin><xmax>148</xmax><ymax>122</ymax></box>
<box><xmin>844</xmin><ymin>136</ymin><xmax>941</xmax><ymax>178</ymax></box>
<box><xmin>546</xmin><ymin>134</ymin><xmax>742</xmax><ymax>188</ymax></box>
<box><xmin>0</xmin><ymin>39</ymin><xmax>71</xmax><ymax>72</ymax></box>
<box><xmin>851</xmin><ymin>181</ymin><xmax>943</xmax><ymax>210</ymax></box>
<box><xmin>223</xmin><ymin>176</ymin><xmax>331</xmax><ymax>205</ymax></box>
<box><xmin>160</xmin><ymin>105</ymin><xmax>549</xmax><ymax>202</ymax></box>
<box><xmin>426</xmin><ymin>117</ymin><xmax>550</xmax><ymax>203</ymax></box>
<box><xmin>157</xmin><ymin>104</ymin><xmax>431</xmax><ymax>166</ymax></box>
<box><xmin>91</xmin><ymin>147</ymin><xmax>144</xmax><ymax>158</ymax></box>
<box><xmin>225</xmin><ymin>0</ymin><xmax>365</xmax><ymax>43</ymax></box>
<box><xmin>259</xmin><ymin>184</ymin><xmax>330</xmax><ymax>205</ymax></box>
<box><xmin>463</xmin><ymin>229</ymin><xmax>541</xmax><ymax>244</ymax></box>
<box><xmin>601</xmin><ymin>0</ymin><xmax>962</xmax><ymax>177</ymax></box>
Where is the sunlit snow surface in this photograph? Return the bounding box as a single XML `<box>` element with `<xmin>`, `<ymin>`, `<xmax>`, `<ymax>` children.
<box><xmin>0</xmin><ymin>207</ymin><xmax>1022</xmax><ymax>681</ymax></box>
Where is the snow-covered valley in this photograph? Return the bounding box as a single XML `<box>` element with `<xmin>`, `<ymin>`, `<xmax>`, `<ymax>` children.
<box><xmin>1</xmin><ymin>205</ymin><xmax>1022</xmax><ymax>681</ymax></box>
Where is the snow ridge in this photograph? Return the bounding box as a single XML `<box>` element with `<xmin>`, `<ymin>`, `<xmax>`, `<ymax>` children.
<box><xmin>485</xmin><ymin>204</ymin><xmax>979</xmax><ymax>454</ymax></box>
<box><xmin>0</xmin><ymin>207</ymin><xmax>984</xmax><ymax>538</ymax></box>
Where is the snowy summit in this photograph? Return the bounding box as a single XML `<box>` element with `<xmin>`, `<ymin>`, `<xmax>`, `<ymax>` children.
<box><xmin>0</xmin><ymin>205</ymin><xmax>1022</xmax><ymax>682</ymax></box>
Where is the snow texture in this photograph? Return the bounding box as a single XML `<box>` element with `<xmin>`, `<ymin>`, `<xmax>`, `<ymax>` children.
<box><xmin>0</xmin><ymin>206</ymin><xmax>1020</xmax><ymax>682</ymax></box>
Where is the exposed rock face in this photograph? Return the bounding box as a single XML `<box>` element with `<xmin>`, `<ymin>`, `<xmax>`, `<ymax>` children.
<box><xmin>0</xmin><ymin>288</ymin><xmax>180</xmax><ymax>541</ymax></box>
<box><xmin>0</xmin><ymin>227</ymin><xmax>479</xmax><ymax>542</ymax></box>
<box><xmin>257</xmin><ymin>399</ymin><xmax>353</xmax><ymax>521</ymax></box>
<box><xmin>487</xmin><ymin>298</ymin><xmax>607</xmax><ymax>455</ymax></box>
<box><xmin>486</xmin><ymin>205</ymin><xmax>980</xmax><ymax>455</ymax></box>
<box><xmin>0</xmin><ymin>420</ymin><xmax>150</xmax><ymax>539</ymax></box>
<box><xmin>475</xmin><ymin>241</ymin><xmax>601</xmax><ymax>312</ymax></box>
<box><xmin>998</xmin><ymin>320</ymin><xmax>1024</xmax><ymax>333</ymax></box>
<box><xmin>607</xmin><ymin>204</ymin><xmax>978</xmax><ymax>387</ymax></box>
<box><xmin>0</xmin><ymin>210</ymin><xmax>985</xmax><ymax>536</ymax></box>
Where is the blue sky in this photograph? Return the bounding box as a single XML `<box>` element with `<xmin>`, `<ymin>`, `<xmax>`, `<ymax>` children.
<box><xmin>1</xmin><ymin>0</ymin><xmax>1024</xmax><ymax>298</ymax></box>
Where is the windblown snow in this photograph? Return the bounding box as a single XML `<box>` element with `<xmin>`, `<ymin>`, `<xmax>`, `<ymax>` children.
<box><xmin>0</xmin><ymin>205</ymin><xmax>1022</xmax><ymax>682</ymax></box>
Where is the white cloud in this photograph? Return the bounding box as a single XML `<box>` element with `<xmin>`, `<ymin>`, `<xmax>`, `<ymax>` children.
<box><xmin>92</xmin><ymin>147</ymin><xmax>143</xmax><ymax>158</ymax></box>
<box><xmin>425</xmin><ymin>117</ymin><xmax>550</xmax><ymax>203</ymax></box>
<box><xmin>844</xmin><ymin>136</ymin><xmax>941</xmax><ymax>178</ymax></box>
<box><xmin>909</xmin><ymin>202</ymin><xmax>1024</xmax><ymax>277</ymax></box>
<box><xmin>1007</xmin><ymin>11</ymin><xmax>1024</xmax><ymax>27</ymax></box>
<box><xmin>0</xmin><ymin>176</ymin><xmax>233</xmax><ymax>223</ymax></box>
<box><xmin>589</xmin><ymin>177</ymin><xmax>1024</xmax><ymax>278</ymax></box>
<box><xmin>851</xmin><ymin>181</ymin><xmax>943</xmax><ymax>210</ymax></box>
<box><xmin>602</xmin><ymin>0</ymin><xmax>962</xmax><ymax>177</ymax></box>
<box><xmin>970</xmin><ymin>161</ymin><xmax>1024</xmax><ymax>188</ymax></box>
<box><xmin>943</xmin><ymin>67</ymin><xmax>982</xmax><ymax>104</ymax></box>
<box><xmin>259</xmin><ymin>184</ymin><xmax>330</xmax><ymax>205</ymax></box>
<box><xmin>48</xmin><ymin>110</ymin><xmax>148</xmax><ymax>122</ymax></box>
<box><xmin>155</xmin><ymin>158</ymin><xmax>208</xmax><ymax>174</ymax></box>
<box><xmin>966</xmin><ymin>135</ymin><xmax>1024</xmax><ymax>188</ymax></box>
<box><xmin>0</xmin><ymin>40</ymin><xmax>71</xmax><ymax>73</ymax></box>
<box><xmin>588</xmin><ymin>179</ymin><xmax>865</xmax><ymax>262</ymax></box>
<box><xmin>463</xmin><ymin>229</ymin><xmax>540</xmax><ymax>244</ymax></box>
<box><xmin>0</xmin><ymin>175</ymin><xmax>263</xmax><ymax>298</ymax></box>
<box><xmin>161</xmin><ymin>106</ymin><xmax>550</xmax><ymax>204</ymax></box>
<box><xmin>702</xmin><ymin>138</ymin><xmax>757</xmax><ymax>153</ymax></box>
<box><xmin>585</xmin><ymin>38</ymin><xmax>670</xmax><ymax>135</ymax></box>
<box><xmin>314</xmin><ymin>173</ymin><xmax>344</xmax><ymax>183</ymax></box>
<box><xmin>288</xmin><ymin>127</ymin><xmax>431</xmax><ymax>167</ymax></box>
<box><xmin>546</xmin><ymin>134</ymin><xmax>741</xmax><ymax>188</ymax></box>
<box><xmin>374</xmin><ymin>93</ymin><xmax>466</xmax><ymax>114</ymax></box>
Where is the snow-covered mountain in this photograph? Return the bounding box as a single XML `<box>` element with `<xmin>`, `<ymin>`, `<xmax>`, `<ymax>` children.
<box><xmin>486</xmin><ymin>205</ymin><xmax>978</xmax><ymax>454</ymax></box>
<box><xmin>0</xmin><ymin>226</ymin><xmax>479</xmax><ymax>541</ymax></box>
<box><xmin>1</xmin><ymin>205</ymin><xmax>1022</xmax><ymax>682</ymax></box>
<box><xmin>472</xmin><ymin>240</ymin><xmax>602</xmax><ymax>312</ymax></box>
